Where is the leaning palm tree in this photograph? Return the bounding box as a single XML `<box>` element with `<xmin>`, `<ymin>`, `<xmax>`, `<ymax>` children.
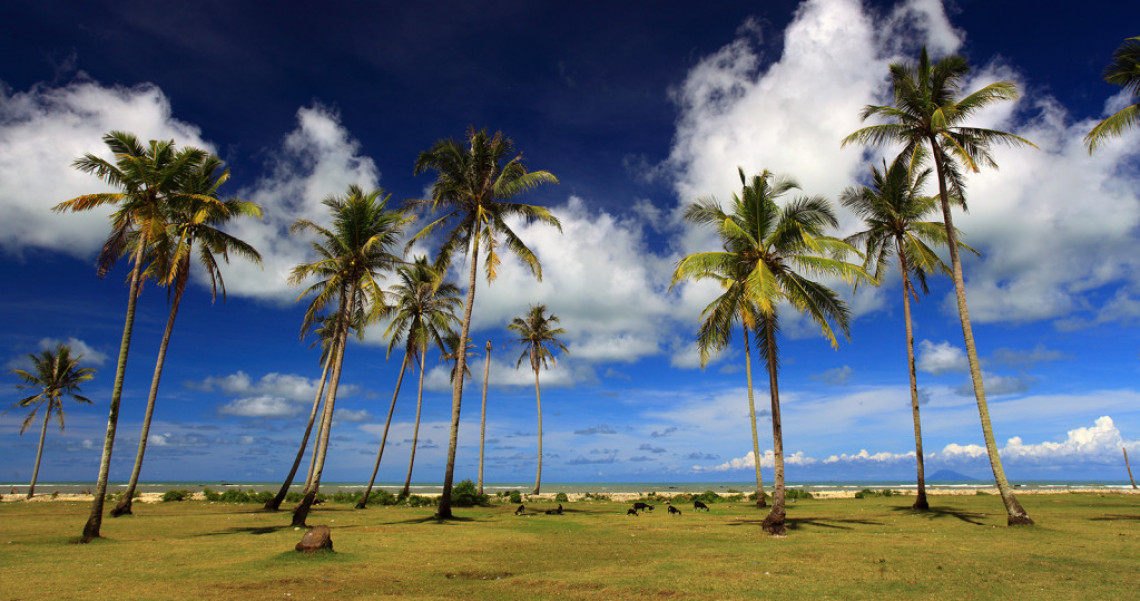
<box><xmin>509</xmin><ymin>304</ymin><xmax>567</xmax><ymax>495</ymax></box>
<box><xmin>672</xmin><ymin>168</ymin><xmax>866</xmax><ymax>535</ymax></box>
<box><xmin>1086</xmin><ymin>36</ymin><xmax>1140</xmax><ymax>153</ymax></box>
<box><xmin>477</xmin><ymin>339</ymin><xmax>492</xmax><ymax>496</ymax></box>
<box><xmin>7</xmin><ymin>344</ymin><xmax>95</xmax><ymax>499</ymax></box>
<box><xmin>55</xmin><ymin>131</ymin><xmax>206</xmax><ymax>542</ymax></box>
<box><xmin>843</xmin><ymin>47</ymin><xmax>1036</xmax><ymax>525</ymax></box>
<box><xmin>288</xmin><ymin>185</ymin><xmax>409</xmax><ymax>526</ymax></box>
<box><xmin>112</xmin><ymin>155</ymin><xmax>263</xmax><ymax>517</ymax></box>
<box><xmin>840</xmin><ymin>151</ymin><xmax>973</xmax><ymax>511</ymax></box>
<box><xmin>410</xmin><ymin>127</ymin><xmax>559</xmax><ymax>519</ymax></box>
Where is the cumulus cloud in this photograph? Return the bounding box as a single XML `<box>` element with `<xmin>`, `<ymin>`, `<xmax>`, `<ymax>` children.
<box><xmin>822</xmin><ymin>449</ymin><xmax>914</xmax><ymax>464</ymax></box>
<box><xmin>1000</xmin><ymin>416</ymin><xmax>1136</xmax><ymax>463</ymax></box>
<box><xmin>190</xmin><ymin>370</ymin><xmax>356</xmax><ymax>403</ymax></box>
<box><xmin>694</xmin><ymin>450</ymin><xmax>816</xmax><ymax>472</ymax></box>
<box><xmin>811</xmin><ymin>365</ymin><xmax>853</xmax><ymax>385</ymax></box>
<box><xmin>333</xmin><ymin>408</ymin><xmax>372</xmax><ymax>423</ymax></box>
<box><xmin>916</xmin><ymin>340</ymin><xmax>969</xmax><ymax>375</ymax></box>
<box><xmin>147</xmin><ymin>432</ymin><xmax>210</xmax><ymax>447</ymax></box>
<box><xmin>6</xmin><ymin>336</ymin><xmax>110</xmax><ymax>370</ymax></box>
<box><xmin>218</xmin><ymin>395</ymin><xmax>300</xmax><ymax>418</ymax></box>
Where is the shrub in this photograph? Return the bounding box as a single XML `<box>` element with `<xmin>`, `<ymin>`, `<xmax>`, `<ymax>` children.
<box><xmin>203</xmin><ymin>488</ymin><xmax>222</xmax><ymax>502</ymax></box>
<box><xmin>368</xmin><ymin>490</ymin><xmax>397</xmax><ymax>506</ymax></box>
<box><xmin>219</xmin><ymin>489</ymin><xmax>251</xmax><ymax>503</ymax></box>
<box><xmin>508</xmin><ymin>490</ymin><xmax>523</xmax><ymax>504</ymax></box>
<box><xmin>405</xmin><ymin>494</ymin><xmax>435</xmax><ymax>507</ymax></box>
<box><xmin>162</xmin><ymin>489</ymin><xmax>190</xmax><ymax>502</ymax></box>
<box><xmin>785</xmin><ymin>488</ymin><xmax>814</xmax><ymax>500</ymax></box>
<box><xmin>692</xmin><ymin>491</ymin><xmax>721</xmax><ymax>504</ymax></box>
<box><xmin>854</xmin><ymin>488</ymin><xmax>893</xmax><ymax>499</ymax></box>
<box><xmin>251</xmin><ymin>491</ymin><xmax>274</xmax><ymax>504</ymax></box>
<box><xmin>554</xmin><ymin>492</ymin><xmax>569</xmax><ymax>503</ymax></box>
<box><xmin>284</xmin><ymin>491</ymin><xmax>304</xmax><ymax>503</ymax></box>
<box><xmin>451</xmin><ymin>479</ymin><xmax>489</xmax><ymax>507</ymax></box>
<box><xmin>581</xmin><ymin>492</ymin><xmax>611</xmax><ymax>502</ymax></box>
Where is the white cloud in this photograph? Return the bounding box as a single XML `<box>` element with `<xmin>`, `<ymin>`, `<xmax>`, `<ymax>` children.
<box><xmin>916</xmin><ymin>340</ymin><xmax>969</xmax><ymax>375</ymax></box>
<box><xmin>822</xmin><ymin>449</ymin><xmax>914</xmax><ymax>464</ymax></box>
<box><xmin>811</xmin><ymin>365</ymin><xmax>853</xmax><ymax>385</ymax></box>
<box><xmin>0</xmin><ymin>79</ymin><xmax>213</xmax><ymax>257</ymax></box>
<box><xmin>191</xmin><ymin>370</ymin><xmax>355</xmax><ymax>403</ymax></box>
<box><xmin>333</xmin><ymin>408</ymin><xmax>372</xmax><ymax>423</ymax></box>
<box><xmin>37</xmin><ymin>337</ymin><xmax>109</xmax><ymax>366</ymax></box>
<box><xmin>1000</xmin><ymin>416</ymin><xmax>1136</xmax><ymax>462</ymax></box>
<box><xmin>695</xmin><ymin>449</ymin><xmax>817</xmax><ymax>472</ymax></box>
<box><xmin>218</xmin><ymin>395</ymin><xmax>299</xmax><ymax>418</ymax></box>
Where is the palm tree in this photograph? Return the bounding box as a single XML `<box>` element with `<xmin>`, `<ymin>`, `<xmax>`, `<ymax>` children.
<box><xmin>7</xmin><ymin>344</ymin><xmax>95</xmax><ymax>499</ymax></box>
<box><xmin>410</xmin><ymin>127</ymin><xmax>559</xmax><ymax>519</ymax></box>
<box><xmin>843</xmin><ymin>47</ymin><xmax>1036</xmax><ymax>525</ymax></box>
<box><xmin>266</xmin><ymin>315</ymin><xmax>340</xmax><ymax>511</ymax></box>
<box><xmin>55</xmin><ymin>131</ymin><xmax>206</xmax><ymax>542</ymax></box>
<box><xmin>288</xmin><ymin>185</ymin><xmax>409</xmax><ymax>526</ymax></box>
<box><xmin>672</xmin><ymin>168</ymin><xmax>866</xmax><ymax>535</ymax></box>
<box><xmin>112</xmin><ymin>156</ymin><xmax>263</xmax><ymax>517</ymax></box>
<box><xmin>840</xmin><ymin>152</ymin><xmax>972</xmax><ymax>511</ymax></box>
<box><xmin>477</xmin><ymin>339</ymin><xmax>492</xmax><ymax>496</ymax></box>
<box><xmin>509</xmin><ymin>305</ymin><xmax>568</xmax><ymax>495</ymax></box>
<box><xmin>1086</xmin><ymin>36</ymin><xmax>1140</xmax><ymax>153</ymax></box>
<box><xmin>358</xmin><ymin>257</ymin><xmax>460</xmax><ymax>506</ymax></box>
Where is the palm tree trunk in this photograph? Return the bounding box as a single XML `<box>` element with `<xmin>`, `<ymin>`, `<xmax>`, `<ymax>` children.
<box><xmin>358</xmin><ymin>352</ymin><xmax>411</xmax><ymax>508</ymax></box>
<box><xmin>930</xmin><ymin>146</ymin><xmax>1031</xmax><ymax>526</ymax></box>
<box><xmin>293</xmin><ymin>284</ymin><xmax>355</xmax><ymax>527</ymax></box>
<box><xmin>265</xmin><ymin>350</ymin><xmax>332</xmax><ymax>511</ymax></box>
<box><xmin>438</xmin><ymin>235</ymin><xmax>482</xmax><ymax>519</ymax></box>
<box><xmin>477</xmin><ymin>341</ymin><xmax>491</xmax><ymax>496</ymax></box>
<box><xmin>27</xmin><ymin>406</ymin><xmax>51</xmax><ymax>499</ymax></box>
<box><xmin>402</xmin><ymin>350</ymin><xmax>428</xmax><ymax>497</ymax></box>
<box><xmin>743</xmin><ymin>327</ymin><xmax>766</xmax><ymax>508</ymax></box>
<box><xmin>82</xmin><ymin>236</ymin><xmax>147</xmax><ymax>542</ymax></box>
<box><xmin>761</xmin><ymin>316</ymin><xmax>786</xmax><ymax>536</ymax></box>
<box><xmin>112</xmin><ymin>265</ymin><xmax>190</xmax><ymax>517</ymax></box>
<box><xmin>533</xmin><ymin>364</ymin><xmax>543</xmax><ymax>495</ymax></box>
<box><xmin>897</xmin><ymin>241</ymin><xmax>929</xmax><ymax>511</ymax></box>
<box><xmin>1124</xmin><ymin>447</ymin><xmax>1137</xmax><ymax>489</ymax></box>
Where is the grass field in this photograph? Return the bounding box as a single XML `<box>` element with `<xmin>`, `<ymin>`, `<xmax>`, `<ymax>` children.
<box><xmin>1</xmin><ymin>493</ymin><xmax>1137</xmax><ymax>600</ymax></box>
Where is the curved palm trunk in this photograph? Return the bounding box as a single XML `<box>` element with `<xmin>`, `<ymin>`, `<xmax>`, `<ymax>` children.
<box><xmin>477</xmin><ymin>341</ymin><xmax>491</xmax><ymax>496</ymax></box>
<box><xmin>761</xmin><ymin>317</ymin><xmax>787</xmax><ymax>536</ymax></box>
<box><xmin>897</xmin><ymin>242</ymin><xmax>929</xmax><ymax>511</ymax></box>
<box><xmin>438</xmin><ymin>236</ymin><xmax>482</xmax><ymax>519</ymax></box>
<box><xmin>27</xmin><ymin>407</ymin><xmax>52</xmax><ymax>499</ymax></box>
<box><xmin>532</xmin><ymin>365</ymin><xmax>543</xmax><ymax>495</ymax></box>
<box><xmin>83</xmin><ymin>237</ymin><xmax>147</xmax><ymax>542</ymax></box>
<box><xmin>743</xmin><ymin>327</ymin><xmax>766</xmax><ymax>508</ymax></box>
<box><xmin>265</xmin><ymin>351</ymin><xmax>332</xmax><ymax>511</ymax></box>
<box><xmin>930</xmin><ymin>147</ymin><xmax>1031</xmax><ymax>526</ymax></box>
<box><xmin>113</xmin><ymin>266</ymin><xmax>190</xmax><ymax>517</ymax></box>
<box><xmin>1125</xmin><ymin>447</ymin><xmax>1138</xmax><ymax>489</ymax></box>
<box><xmin>359</xmin><ymin>352</ymin><xmax>411</xmax><ymax>508</ymax></box>
<box><xmin>401</xmin><ymin>350</ymin><xmax>428</xmax><ymax>497</ymax></box>
<box><xmin>303</xmin><ymin>411</ymin><xmax>325</xmax><ymax>491</ymax></box>
<box><xmin>293</xmin><ymin>285</ymin><xmax>355</xmax><ymax>527</ymax></box>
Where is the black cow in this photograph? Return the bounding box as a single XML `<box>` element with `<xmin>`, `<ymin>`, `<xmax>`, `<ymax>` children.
<box><xmin>693</xmin><ymin>500</ymin><xmax>710</xmax><ymax>511</ymax></box>
<box><xmin>514</xmin><ymin>504</ymin><xmax>526</xmax><ymax>515</ymax></box>
<box><xmin>545</xmin><ymin>503</ymin><xmax>564</xmax><ymax>515</ymax></box>
<box><xmin>626</xmin><ymin>508</ymin><xmax>639</xmax><ymax>516</ymax></box>
<box><xmin>632</xmin><ymin>502</ymin><xmax>655</xmax><ymax>512</ymax></box>
<box><xmin>668</xmin><ymin>505</ymin><xmax>682</xmax><ymax>516</ymax></box>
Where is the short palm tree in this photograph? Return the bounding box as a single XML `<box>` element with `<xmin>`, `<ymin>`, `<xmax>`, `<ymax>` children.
<box><xmin>112</xmin><ymin>155</ymin><xmax>262</xmax><ymax>517</ymax></box>
<box><xmin>410</xmin><ymin>127</ymin><xmax>559</xmax><ymax>519</ymax></box>
<box><xmin>840</xmin><ymin>151</ymin><xmax>972</xmax><ymax>511</ymax></box>
<box><xmin>509</xmin><ymin>305</ymin><xmax>568</xmax><ymax>495</ymax></box>
<box><xmin>672</xmin><ymin>168</ymin><xmax>866</xmax><ymax>535</ymax></box>
<box><xmin>843</xmin><ymin>47</ymin><xmax>1036</xmax><ymax>525</ymax></box>
<box><xmin>288</xmin><ymin>185</ymin><xmax>409</xmax><ymax>526</ymax></box>
<box><xmin>1086</xmin><ymin>36</ymin><xmax>1140</xmax><ymax>153</ymax></box>
<box><xmin>7</xmin><ymin>344</ymin><xmax>95</xmax><ymax>499</ymax></box>
<box><xmin>477</xmin><ymin>339</ymin><xmax>493</xmax><ymax>496</ymax></box>
<box><xmin>55</xmin><ymin>131</ymin><xmax>206</xmax><ymax>542</ymax></box>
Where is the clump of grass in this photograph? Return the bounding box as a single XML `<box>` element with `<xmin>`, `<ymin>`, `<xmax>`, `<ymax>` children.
<box><xmin>162</xmin><ymin>490</ymin><xmax>191</xmax><ymax>502</ymax></box>
<box><xmin>581</xmin><ymin>492</ymin><xmax>610</xmax><ymax>502</ymax></box>
<box><xmin>786</xmin><ymin>488</ymin><xmax>814</xmax><ymax>500</ymax></box>
<box><xmin>854</xmin><ymin>488</ymin><xmax>894</xmax><ymax>499</ymax></box>
<box><xmin>554</xmin><ymin>492</ymin><xmax>569</xmax><ymax>503</ymax></box>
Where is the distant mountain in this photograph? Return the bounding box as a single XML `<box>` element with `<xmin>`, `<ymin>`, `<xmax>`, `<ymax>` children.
<box><xmin>927</xmin><ymin>469</ymin><xmax>979</xmax><ymax>482</ymax></box>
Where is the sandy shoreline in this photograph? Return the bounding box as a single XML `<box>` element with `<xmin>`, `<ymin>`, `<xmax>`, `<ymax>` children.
<box><xmin>4</xmin><ymin>485</ymin><xmax>1137</xmax><ymax>503</ymax></box>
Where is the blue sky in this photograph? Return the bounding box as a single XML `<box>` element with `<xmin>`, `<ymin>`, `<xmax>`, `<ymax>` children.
<box><xmin>2</xmin><ymin>0</ymin><xmax>1139</xmax><ymax>486</ymax></box>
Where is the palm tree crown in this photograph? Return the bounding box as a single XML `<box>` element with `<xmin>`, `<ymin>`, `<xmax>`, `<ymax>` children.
<box><xmin>509</xmin><ymin>304</ymin><xmax>568</xmax><ymax>374</ymax></box>
<box><xmin>1086</xmin><ymin>36</ymin><xmax>1140</xmax><ymax>153</ymax></box>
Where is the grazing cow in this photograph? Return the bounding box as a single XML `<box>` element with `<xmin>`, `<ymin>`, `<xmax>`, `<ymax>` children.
<box><xmin>693</xmin><ymin>500</ymin><xmax>710</xmax><ymax>511</ymax></box>
<box><xmin>515</xmin><ymin>504</ymin><xmax>526</xmax><ymax>515</ymax></box>
<box><xmin>545</xmin><ymin>503</ymin><xmax>564</xmax><ymax>515</ymax></box>
<box><xmin>626</xmin><ymin>508</ymin><xmax>639</xmax><ymax>516</ymax></box>
<box><xmin>632</xmin><ymin>502</ymin><xmax>655</xmax><ymax>512</ymax></box>
<box><xmin>668</xmin><ymin>505</ymin><xmax>682</xmax><ymax>516</ymax></box>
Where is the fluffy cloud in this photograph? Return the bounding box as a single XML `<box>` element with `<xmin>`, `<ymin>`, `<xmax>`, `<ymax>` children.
<box><xmin>6</xmin><ymin>336</ymin><xmax>110</xmax><ymax>370</ymax></box>
<box><xmin>916</xmin><ymin>340</ymin><xmax>969</xmax><ymax>375</ymax></box>
<box><xmin>695</xmin><ymin>449</ymin><xmax>816</xmax><ymax>472</ymax></box>
<box><xmin>190</xmin><ymin>370</ymin><xmax>356</xmax><ymax>403</ymax></box>
<box><xmin>218</xmin><ymin>395</ymin><xmax>299</xmax><ymax>418</ymax></box>
<box><xmin>1000</xmin><ymin>416</ymin><xmax>1136</xmax><ymax>463</ymax></box>
<box><xmin>823</xmin><ymin>449</ymin><xmax>915</xmax><ymax>464</ymax></box>
<box><xmin>0</xmin><ymin>79</ymin><xmax>212</xmax><ymax>257</ymax></box>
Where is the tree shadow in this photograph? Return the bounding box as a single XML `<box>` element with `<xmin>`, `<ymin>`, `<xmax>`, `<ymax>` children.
<box><xmin>385</xmin><ymin>514</ymin><xmax>478</xmax><ymax>525</ymax></box>
<box><xmin>1088</xmin><ymin>514</ymin><xmax>1140</xmax><ymax>522</ymax></box>
<box><xmin>194</xmin><ymin>524</ymin><xmax>293</xmax><ymax>537</ymax></box>
<box><xmin>725</xmin><ymin>517</ymin><xmax>882</xmax><ymax>531</ymax></box>
<box><xmin>891</xmin><ymin>505</ymin><xmax>988</xmax><ymax>525</ymax></box>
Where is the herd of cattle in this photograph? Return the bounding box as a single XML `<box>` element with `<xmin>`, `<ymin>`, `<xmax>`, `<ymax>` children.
<box><xmin>513</xmin><ymin>499</ymin><xmax>712</xmax><ymax>517</ymax></box>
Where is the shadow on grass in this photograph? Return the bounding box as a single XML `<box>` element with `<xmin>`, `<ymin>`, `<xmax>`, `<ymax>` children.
<box><xmin>725</xmin><ymin>517</ymin><xmax>883</xmax><ymax>531</ymax></box>
<box><xmin>891</xmin><ymin>505</ymin><xmax>988</xmax><ymax>526</ymax></box>
<box><xmin>194</xmin><ymin>524</ymin><xmax>294</xmax><ymax>537</ymax></box>
<box><xmin>385</xmin><ymin>514</ymin><xmax>479</xmax><ymax>525</ymax></box>
<box><xmin>1088</xmin><ymin>514</ymin><xmax>1140</xmax><ymax>522</ymax></box>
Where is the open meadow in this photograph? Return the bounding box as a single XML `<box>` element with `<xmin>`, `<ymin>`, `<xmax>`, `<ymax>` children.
<box><xmin>1</xmin><ymin>492</ymin><xmax>1137</xmax><ymax>600</ymax></box>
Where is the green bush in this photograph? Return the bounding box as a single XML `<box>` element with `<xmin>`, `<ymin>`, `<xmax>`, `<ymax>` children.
<box><xmin>451</xmin><ymin>479</ymin><xmax>489</xmax><ymax>507</ymax></box>
<box><xmin>368</xmin><ymin>490</ymin><xmax>398</xmax><ymax>505</ymax></box>
<box><xmin>554</xmin><ymin>492</ymin><xmax>569</xmax><ymax>503</ymax></box>
<box><xmin>405</xmin><ymin>494</ymin><xmax>435</xmax><ymax>507</ymax></box>
<box><xmin>218</xmin><ymin>489</ymin><xmax>251</xmax><ymax>503</ymax></box>
<box><xmin>692</xmin><ymin>491</ymin><xmax>722</xmax><ymax>504</ymax></box>
<box><xmin>284</xmin><ymin>491</ymin><xmax>304</xmax><ymax>503</ymax></box>
<box><xmin>162</xmin><ymin>489</ymin><xmax>190</xmax><ymax>502</ymax></box>
<box><xmin>854</xmin><ymin>488</ymin><xmax>893</xmax><ymax>499</ymax></box>
<box><xmin>203</xmin><ymin>488</ymin><xmax>222</xmax><ymax>502</ymax></box>
<box><xmin>581</xmin><ymin>492</ymin><xmax>611</xmax><ymax>502</ymax></box>
<box><xmin>785</xmin><ymin>488</ymin><xmax>814</xmax><ymax>500</ymax></box>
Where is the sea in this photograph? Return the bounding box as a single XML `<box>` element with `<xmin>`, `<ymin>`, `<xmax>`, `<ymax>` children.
<box><xmin>2</xmin><ymin>479</ymin><xmax>1136</xmax><ymax>496</ymax></box>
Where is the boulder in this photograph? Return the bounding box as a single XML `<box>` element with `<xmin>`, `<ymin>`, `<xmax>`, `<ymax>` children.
<box><xmin>295</xmin><ymin>525</ymin><xmax>333</xmax><ymax>553</ymax></box>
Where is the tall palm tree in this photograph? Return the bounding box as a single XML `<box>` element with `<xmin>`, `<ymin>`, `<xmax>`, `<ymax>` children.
<box><xmin>1086</xmin><ymin>36</ymin><xmax>1140</xmax><ymax>153</ymax></box>
<box><xmin>55</xmin><ymin>131</ymin><xmax>206</xmax><ymax>542</ymax></box>
<box><xmin>509</xmin><ymin>305</ymin><xmax>567</xmax><ymax>495</ymax></box>
<box><xmin>7</xmin><ymin>344</ymin><xmax>95</xmax><ymax>499</ymax></box>
<box><xmin>840</xmin><ymin>152</ymin><xmax>972</xmax><ymax>511</ymax></box>
<box><xmin>288</xmin><ymin>185</ymin><xmax>409</xmax><ymax>526</ymax></box>
<box><xmin>112</xmin><ymin>156</ymin><xmax>263</xmax><ymax>517</ymax></box>
<box><xmin>477</xmin><ymin>339</ymin><xmax>492</xmax><ymax>496</ymax></box>
<box><xmin>843</xmin><ymin>47</ymin><xmax>1036</xmax><ymax>525</ymax></box>
<box><xmin>358</xmin><ymin>257</ymin><xmax>460</xmax><ymax>506</ymax></box>
<box><xmin>266</xmin><ymin>315</ymin><xmax>340</xmax><ymax>511</ymax></box>
<box><xmin>410</xmin><ymin>127</ymin><xmax>559</xmax><ymax>519</ymax></box>
<box><xmin>672</xmin><ymin>168</ymin><xmax>866</xmax><ymax>535</ymax></box>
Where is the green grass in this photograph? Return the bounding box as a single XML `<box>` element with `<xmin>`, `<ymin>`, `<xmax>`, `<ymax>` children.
<box><xmin>0</xmin><ymin>494</ymin><xmax>1137</xmax><ymax>600</ymax></box>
